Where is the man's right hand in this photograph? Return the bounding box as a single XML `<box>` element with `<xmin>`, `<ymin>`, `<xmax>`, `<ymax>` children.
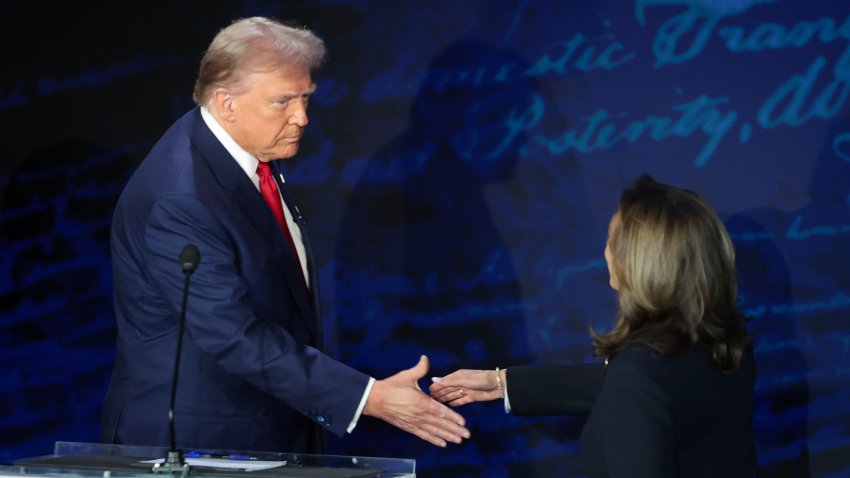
<box><xmin>363</xmin><ymin>355</ymin><xmax>470</xmax><ymax>447</ymax></box>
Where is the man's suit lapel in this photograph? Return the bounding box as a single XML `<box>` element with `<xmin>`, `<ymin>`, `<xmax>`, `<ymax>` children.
<box><xmin>188</xmin><ymin>108</ymin><xmax>319</xmax><ymax>342</ymax></box>
<box><xmin>271</xmin><ymin>162</ymin><xmax>323</xmax><ymax>348</ymax></box>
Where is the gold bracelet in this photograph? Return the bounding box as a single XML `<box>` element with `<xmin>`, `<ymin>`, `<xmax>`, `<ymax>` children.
<box><xmin>495</xmin><ymin>367</ymin><xmax>504</xmax><ymax>398</ymax></box>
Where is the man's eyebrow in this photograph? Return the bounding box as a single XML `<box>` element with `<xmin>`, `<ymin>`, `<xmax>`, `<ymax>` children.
<box><xmin>276</xmin><ymin>84</ymin><xmax>317</xmax><ymax>100</ymax></box>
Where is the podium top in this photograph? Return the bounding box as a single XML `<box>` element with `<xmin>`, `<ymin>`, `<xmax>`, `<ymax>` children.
<box><xmin>4</xmin><ymin>442</ymin><xmax>415</xmax><ymax>478</ymax></box>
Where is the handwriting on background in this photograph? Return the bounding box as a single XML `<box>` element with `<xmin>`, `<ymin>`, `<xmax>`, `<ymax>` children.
<box><xmin>438</xmin><ymin>3</ymin><xmax>850</xmax><ymax>168</ymax></box>
<box><xmin>0</xmin><ymin>53</ymin><xmax>185</xmax><ymax>111</ymax></box>
<box><xmin>574</xmin><ymin>2</ymin><xmax>841</xmax><ymax>156</ymax></box>
<box><xmin>640</xmin><ymin>1</ymin><xmax>850</xmax><ymax>158</ymax></box>
<box><xmin>729</xmin><ymin>214</ymin><xmax>850</xmax><ymax>242</ymax></box>
<box><xmin>786</xmin><ymin>215</ymin><xmax>850</xmax><ymax>239</ymax></box>
<box><xmin>742</xmin><ymin>293</ymin><xmax>850</xmax><ymax>318</ymax></box>
<box><xmin>642</xmin><ymin>1</ymin><xmax>849</xmax><ymax>66</ymax></box>
<box><xmin>832</xmin><ymin>131</ymin><xmax>850</xmax><ymax>163</ymax></box>
<box><xmin>488</xmin><ymin>93</ymin><xmax>737</xmax><ymax>167</ymax></box>
<box><xmin>432</xmin><ymin>33</ymin><xmax>634</xmax><ymax>93</ymax></box>
<box><xmin>758</xmin><ymin>44</ymin><xmax>850</xmax><ymax>130</ymax></box>
<box><xmin>554</xmin><ymin>259</ymin><xmax>606</xmax><ymax>289</ymax></box>
<box><xmin>360</xmin><ymin>33</ymin><xmax>634</xmax><ymax>102</ymax></box>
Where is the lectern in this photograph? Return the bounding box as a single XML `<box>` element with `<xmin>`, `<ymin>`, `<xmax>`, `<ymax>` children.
<box><xmin>6</xmin><ymin>442</ymin><xmax>415</xmax><ymax>478</ymax></box>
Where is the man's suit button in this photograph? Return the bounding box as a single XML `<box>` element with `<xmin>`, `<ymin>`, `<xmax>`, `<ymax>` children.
<box><xmin>316</xmin><ymin>415</ymin><xmax>325</xmax><ymax>423</ymax></box>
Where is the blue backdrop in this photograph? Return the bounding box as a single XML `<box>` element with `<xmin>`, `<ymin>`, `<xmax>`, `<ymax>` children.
<box><xmin>1</xmin><ymin>1</ymin><xmax>848</xmax><ymax>476</ymax></box>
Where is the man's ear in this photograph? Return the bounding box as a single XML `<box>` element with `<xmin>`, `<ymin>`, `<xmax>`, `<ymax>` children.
<box><xmin>212</xmin><ymin>88</ymin><xmax>237</xmax><ymax>122</ymax></box>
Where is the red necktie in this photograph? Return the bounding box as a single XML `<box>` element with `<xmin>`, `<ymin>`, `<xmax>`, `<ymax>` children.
<box><xmin>257</xmin><ymin>162</ymin><xmax>308</xmax><ymax>289</ymax></box>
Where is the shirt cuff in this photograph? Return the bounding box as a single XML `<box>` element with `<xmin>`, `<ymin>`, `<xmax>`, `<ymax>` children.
<box><xmin>504</xmin><ymin>381</ymin><xmax>512</xmax><ymax>413</ymax></box>
<box><xmin>347</xmin><ymin>377</ymin><xmax>376</xmax><ymax>433</ymax></box>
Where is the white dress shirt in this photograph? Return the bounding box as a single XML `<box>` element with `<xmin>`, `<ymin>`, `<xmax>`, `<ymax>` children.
<box><xmin>200</xmin><ymin>106</ymin><xmax>374</xmax><ymax>433</ymax></box>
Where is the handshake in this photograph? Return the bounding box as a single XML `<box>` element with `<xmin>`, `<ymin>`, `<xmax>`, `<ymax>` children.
<box><xmin>362</xmin><ymin>355</ymin><xmax>503</xmax><ymax>447</ymax></box>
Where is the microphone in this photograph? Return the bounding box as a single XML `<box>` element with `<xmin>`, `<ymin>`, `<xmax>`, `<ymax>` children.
<box><xmin>155</xmin><ymin>244</ymin><xmax>201</xmax><ymax>474</ymax></box>
<box><xmin>180</xmin><ymin>244</ymin><xmax>201</xmax><ymax>273</ymax></box>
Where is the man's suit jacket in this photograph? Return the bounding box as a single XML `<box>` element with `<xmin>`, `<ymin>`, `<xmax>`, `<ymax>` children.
<box><xmin>101</xmin><ymin>108</ymin><xmax>370</xmax><ymax>453</ymax></box>
<box><xmin>506</xmin><ymin>343</ymin><xmax>757</xmax><ymax>477</ymax></box>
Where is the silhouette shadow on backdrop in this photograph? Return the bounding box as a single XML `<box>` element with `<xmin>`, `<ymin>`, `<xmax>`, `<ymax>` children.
<box><xmin>329</xmin><ymin>37</ymin><xmax>595</xmax><ymax>476</ymax></box>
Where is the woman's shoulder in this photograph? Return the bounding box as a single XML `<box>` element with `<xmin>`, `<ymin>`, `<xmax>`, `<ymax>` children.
<box><xmin>611</xmin><ymin>341</ymin><xmax>667</xmax><ymax>364</ymax></box>
<box><xmin>606</xmin><ymin>342</ymin><xmax>666</xmax><ymax>380</ymax></box>
<box><xmin>598</xmin><ymin>343</ymin><xmax>674</xmax><ymax>408</ymax></box>
<box><xmin>608</xmin><ymin>341</ymin><xmax>712</xmax><ymax>378</ymax></box>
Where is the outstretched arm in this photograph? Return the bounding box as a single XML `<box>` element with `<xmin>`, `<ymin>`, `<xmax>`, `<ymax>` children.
<box><xmin>429</xmin><ymin>368</ymin><xmax>505</xmax><ymax>407</ymax></box>
<box><xmin>363</xmin><ymin>356</ymin><xmax>471</xmax><ymax>447</ymax></box>
<box><xmin>431</xmin><ymin>364</ymin><xmax>605</xmax><ymax>416</ymax></box>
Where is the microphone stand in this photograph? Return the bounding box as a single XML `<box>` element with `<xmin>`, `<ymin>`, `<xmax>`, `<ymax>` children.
<box><xmin>152</xmin><ymin>245</ymin><xmax>200</xmax><ymax>476</ymax></box>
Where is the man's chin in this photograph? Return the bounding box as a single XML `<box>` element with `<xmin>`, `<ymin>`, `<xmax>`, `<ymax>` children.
<box><xmin>268</xmin><ymin>146</ymin><xmax>299</xmax><ymax>161</ymax></box>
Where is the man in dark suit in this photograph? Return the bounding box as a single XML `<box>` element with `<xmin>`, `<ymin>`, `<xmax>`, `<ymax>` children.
<box><xmin>101</xmin><ymin>16</ymin><xmax>469</xmax><ymax>453</ymax></box>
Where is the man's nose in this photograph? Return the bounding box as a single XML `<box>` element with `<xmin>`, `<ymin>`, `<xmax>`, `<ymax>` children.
<box><xmin>289</xmin><ymin>99</ymin><xmax>309</xmax><ymax>127</ymax></box>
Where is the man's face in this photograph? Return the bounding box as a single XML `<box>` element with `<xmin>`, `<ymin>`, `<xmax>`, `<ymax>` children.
<box><xmin>227</xmin><ymin>66</ymin><xmax>315</xmax><ymax>162</ymax></box>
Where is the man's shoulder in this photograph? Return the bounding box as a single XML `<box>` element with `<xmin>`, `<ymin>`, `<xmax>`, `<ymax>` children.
<box><xmin>131</xmin><ymin>109</ymin><xmax>203</xmax><ymax>184</ymax></box>
<box><xmin>151</xmin><ymin>108</ymin><xmax>201</xmax><ymax>157</ymax></box>
<box><xmin>113</xmin><ymin>111</ymin><xmax>208</xmax><ymax>223</ymax></box>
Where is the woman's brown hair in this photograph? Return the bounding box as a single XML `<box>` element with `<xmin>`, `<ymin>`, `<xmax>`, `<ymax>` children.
<box><xmin>592</xmin><ymin>175</ymin><xmax>750</xmax><ymax>372</ymax></box>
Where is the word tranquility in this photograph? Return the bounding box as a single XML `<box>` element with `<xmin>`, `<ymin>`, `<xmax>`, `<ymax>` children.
<box><xmin>463</xmin><ymin>5</ymin><xmax>850</xmax><ymax>167</ymax></box>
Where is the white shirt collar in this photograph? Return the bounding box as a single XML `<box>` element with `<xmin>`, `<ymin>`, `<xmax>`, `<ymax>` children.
<box><xmin>198</xmin><ymin>106</ymin><xmax>308</xmax><ymax>283</ymax></box>
<box><xmin>200</xmin><ymin>106</ymin><xmax>287</xmax><ymax>189</ymax></box>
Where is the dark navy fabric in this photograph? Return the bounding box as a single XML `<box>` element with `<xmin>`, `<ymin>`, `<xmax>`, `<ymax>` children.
<box><xmin>101</xmin><ymin>108</ymin><xmax>370</xmax><ymax>453</ymax></box>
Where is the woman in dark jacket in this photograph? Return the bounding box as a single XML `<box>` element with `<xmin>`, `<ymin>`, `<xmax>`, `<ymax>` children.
<box><xmin>430</xmin><ymin>175</ymin><xmax>758</xmax><ymax>477</ymax></box>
